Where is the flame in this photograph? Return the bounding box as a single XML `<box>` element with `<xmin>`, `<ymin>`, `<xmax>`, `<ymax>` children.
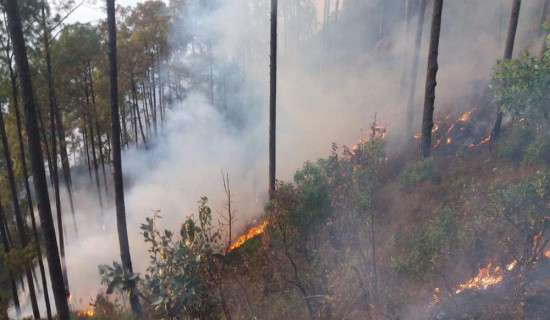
<box><xmin>446</xmin><ymin>123</ymin><xmax>456</xmax><ymax>135</ymax></box>
<box><xmin>76</xmin><ymin>309</ymin><xmax>94</xmax><ymax>317</ymax></box>
<box><xmin>469</xmin><ymin>133</ymin><xmax>491</xmax><ymax>148</ymax></box>
<box><xmin>432</xmin><ymin>124</ymin><xmax>439</xmax><ymax>133</ymax></box>
<box><xmin>455</xmin><ymin>262</ymin><xmax>503</xmax><ymax>294</ymax></box>
<box><xmin>229</xmin><ymin>220</ymin><xmax>268</xmax><ymax>251</ymax></box>
<box><xmin>506</xmin><ymin>260</ymin><xmax>517</xmax><ymax>271</ymax></box>
<box><xmin>446</xmin><ymin>137</ymin><xmax>451</xmax><ymax>144</ymax></box>
<box><xmin>544</xmin><ymin>249</ymin><xmax>550</xmax><ymax>258</ymax></box>
<box><xmin>413</xmin><ymin>133</ymin><xmax>421</xmax><ymax>139</ymax></box>
<box><xmin>68</xmin><ymin>294</ymin><xmax>72</xmax><ymax>305</ymax></box>
<box><xmin>459</xmin><ymin>108</ymin><xmax>476</xmax><ymax>122</ymax></box>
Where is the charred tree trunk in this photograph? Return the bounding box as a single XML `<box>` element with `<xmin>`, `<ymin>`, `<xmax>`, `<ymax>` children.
<box><xmin>269</xmin><ymin>0</ymin><xmax>278</xmax><ymax>199</ymax></box>
<box><xmin>421</xmin><ymin>0</ymin><xmax>444</xmax><ymax>158</ymax></box>
<box><xmin>7</xmin><ymin>54</ymin><xmax>53</xmax><ymax>320</ymax></box>
<box><xmin>0</xmin><ymin>101</ymin><xmax>41</xmax><ymax>319</ymax></box>
<box><xmin>492</xmin><ymin>0</ymin><xmax>521</xmax><ymax>142</ymax></box>
<box><xmin>406</xmin><ymin>0</ymin><xmax>428</xmax><ymax>139</ymax></box>
<box><xmin>107</xmin><ymin>0</ymin><xmax>143</xmax><ymax>316</ymax></box>
<box><xmin>0</xmin><ymin>201</ymin><xmax>20</xmax><ymax>316</ymax></box>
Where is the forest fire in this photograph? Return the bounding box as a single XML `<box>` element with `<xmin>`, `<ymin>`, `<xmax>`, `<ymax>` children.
<box><xmin>469</xmin><ymin>133</ymin><xmax>491</xmax><ymax>148</ymax></box>
<box><xmin>459</xmin><ymin>108</ymin><xmax>476</xmax><ymax>122</ymax></box>
<box><xmin>229</xmin><ymin>220</ymin><xmax>268</xmax><ymax>251</ymax></box>
<box><xmin>454</xmin><ymin>262</ymin><xmax>504</xmax><ymax>294</ymax></box>
<box><xmin>76</xmin><ymin>309</ymin><xmax>95</xmax><ymax>317</ymax></box>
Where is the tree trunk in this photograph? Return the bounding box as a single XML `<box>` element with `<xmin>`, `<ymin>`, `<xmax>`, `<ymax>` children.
<box><xmin>269</xmin><ymin>0</ymin><xmax>278</xmax><ymax>199</ymax></box>
<box><xmin>107</xmin><ymin>0</ymin><xmax>143</xmax><ymax>316</ymax></box>
<box><xmin>132</xmin><ymin>75</ymin><xmax>147</xmax><ymax>149</ymax></box>
<box><xmin>37</xmin><ymin>105</ymin><xmax>55</xmax><ymax>186</ymax></box>
<box><xmin>8</xmin><ymin>55</ymin><xmax>53</xmax><ymax>320</ymax></box>
<box><xmin>0</xmin><ymin>102</ymin><xmax>40</xmax><ymax>319</ymax></box>
<box><xmin>406</xmin><ymin>0</ymin><xmax>428</xmax><ymax>139</ymax></box>
<box><xmin>539</xmin><ymin>0</ymin><xmax>549</xmax><ymax>58</ymax></box>
<box><xmin>85</xmin><ymin>73</ymin><xmax>104</xmax><ymax>211</ymax></box>
<box><xmin>0</xmin><ymin>201</ymin><xmax>20</xmax><ymax>316</ymax></box>
<box><xmin>83</xmin><ymin>123</ymin><xmax>93</xmax><ymax>182</ymax></box>
<box><xmin>88</xmin><ymin>63</ymin><xmax>109</xmax><ymax>201</ymax></box>
<box><xmin>492</xmin><ymin>0</ymin><xmax>521</xmax><ymax>142</ymax></box>
<box><xmin>538</xmin><ymin>0</ymin><xmax>549</xmax><ymax>37</ymax></box>
<box><xmin>421</xmin><ymin>0</ymin><xmax>444</xmax><ymax>158</ymax></box>
<box><xmin>4</xmin><ymin>0</ymin><xmax>71</xmax><ymax>314</ymax></box>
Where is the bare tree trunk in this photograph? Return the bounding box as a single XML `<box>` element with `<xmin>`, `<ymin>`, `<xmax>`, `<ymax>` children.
<box><xmin>269</xmin><ymin>0</ymin><xmax>278</xmax><ymax>199</ymax></box>
<box><xmin>538</xmin><ymin>0</ymin><xmax>549</xmax><ymax>37</ymax></box>
<box><xmin>37</xmin><ymin>105</ymin><xmax>55</xmax><ymax>186</ymax></box>
<box><xmin>538</xmin><ymin>0</ymin><xmax>549</xmax><ymax>58</ymax></box>
<box><xmin>107</xmin><ymin>0</ymin><xmax>143</xmax><ymax>316</ymax></box>
<box><xmin>132</xmin><ymin>75</ymin><xmax>147</xmax><ymax>149</ymax></box>
<box><xmin>88</xmin><ymin>63</ymin><xmax>109</xmax><ymax>199</ymax></box>
<box><xmin>85</xmin><ymin>73</ymin><xmax>104</xmax><ymax>211</ymax></box>
<box><xmin>492</xmin><ymin>0</ymin><xmax>521</xmax><ymax>142</ymax></box>
<box><xmin>421</xmin><ymin>0</ymin><xmax>444</xmax><ymax>158</ymax></box>
<box><xmin>4</xmin><ymin>0</ymin><xmax>71</xmax><ymax>315</ymax></box>
<box><xmin>8</xmin><ymin>55</ymin><xmax>52</xmax><ymax>320</ymax></box>
<box><xmin>0</xmin><ymin>201</ymin><xmax>20</xmax><ymax>316</ymax></box>
<box><xmin>0</xmin><ymin>102</ymin><xmax>40</xmax><ymax>319</ymax></box>
<box><xmin>406</xmin><ymin>0</ymin><xmax>428</xmax><ymax>139</ymax></box>
<box><xmin>83</xmin><ymin>123</ymin><xmax>93</xmax><ymax>182</ymax></box>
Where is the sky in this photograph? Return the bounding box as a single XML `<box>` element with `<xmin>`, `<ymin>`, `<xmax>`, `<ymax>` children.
<box><xmin>65</xmin><ymin>0</ymin><xmax>143</xmax><ymax>24</ymax></box>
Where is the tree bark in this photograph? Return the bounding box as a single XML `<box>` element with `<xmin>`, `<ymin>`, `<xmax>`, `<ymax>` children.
<box><xmin>84</xmin><ymin>73</ymin><xmax>104</xmax><ymax>211</ymax></box>
<box><xmin>0</xmin><ymin>99</ymin><xmax>40</xmax><ymax>319</ymax></box>
<box><xmin>492</xmin><ymin>0</ymin><xmax>521</xmax><ymax>141</ymax></box>
<box><xmin>4</xmin><ymin>0</ymin><xmax>71</xmax><ymax>317</ymax></box>
<box><xmin>107</xmin><ymin>0</ymin><xmax>143</xmax><ymax>316</ymax></box>
<box><xmin>406</xmin><ymin>0</ymin><xmax>427</xmax><ymax>139</ymax></box>
<box><xmin>0</xmin><ymin>200</ymin><xmax>20</xmax><ymax>316</ymax></box>
<box><xmin>421</xmin><ymin>0</ymin><xmax>444</xmax><ymax>158</ymax></box>
<box><xmin>269</xmin><ymin>0</ymin><xmax>278</xmax><ymax>199</ymax></box>
<box><xmin>8</xmin><ymin>55</ymin><xmax>52</xmax><ymax>320</ymax></box>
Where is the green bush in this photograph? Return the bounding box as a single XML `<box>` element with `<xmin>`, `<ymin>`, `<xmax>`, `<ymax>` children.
<box><xmin>524</xmin><ymin>136</ymin><xmax>550</xmax><ymax>163</ymax></box>
<box><xmin>498</xmin><ymin>122</ymin><xmax>535</xmax><ymax>162</ymax></box>
<box><xmin>390</xmin><ymin>207</ymin><xmax>457</xmax><ymax>277</ymax></box>
<box><xmin>401</xmin><ymin>157</ymin><xmax>433</xmax><ymax>187</ymax></box>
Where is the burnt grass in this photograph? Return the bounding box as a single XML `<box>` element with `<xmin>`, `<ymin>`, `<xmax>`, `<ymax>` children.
<box><xmin>224</xmin><ymin>105</ymin><xmax>550</xmax><ymax>320</ymax></box>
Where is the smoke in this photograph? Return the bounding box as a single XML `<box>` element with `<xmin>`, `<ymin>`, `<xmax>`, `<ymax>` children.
<box><xmin>10</xmin><ymin>0</ymin><xmax>547</xmax><ymax>317</ymax></box>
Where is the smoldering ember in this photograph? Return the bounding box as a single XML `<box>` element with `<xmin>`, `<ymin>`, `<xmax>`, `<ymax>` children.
<box><xmin>0</xmin><ymin>0</ymin><xmax>549</xmax><ymax>319</ymax></box>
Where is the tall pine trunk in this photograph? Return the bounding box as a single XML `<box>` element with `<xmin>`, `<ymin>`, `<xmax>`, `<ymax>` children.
<box><xmin>8</xmin><ymin>53</ymin><xmax>52</xmax><ymax>320</ymax></box>
<box><xmin>421</xmin><ymin>0</ymin><xmax>444</xmax><ymax>158</ymax></box>
<box><xmin>4</xmin><ymin>0</ymin><xmax>71</xmax><ymax>316</ymax></box>
<box><xmin>269</xmin><ymin>0</ymin><xmax>278</xmax><ymax>199</ymax></box>
<box><xmin>107</xmin><ymin>0</ymin><xmax>143</xmax><ymax>316</ymax></box>
<box><xmin>406</xmin><ymin>0</ymin><xmax>427</xmax><ymax>139</ymax></box>
<box><xmin>85</xmin><ymin>73</ymin><xmax>104</xmax><ymax>211</ymax></box>
<box><xmin>492</xmin><ymin>0</ymin><xmax>521</xmax><ymax>141</ymax></box>
<box><xmin>0</xmin><ymin>201</ymin><xmax>20</xmax><ymax>316</ymax></box>
<box><xmin>0</xmin><ymin>102</ymin><xmax>40</xmax><ymax>319</ymax></box>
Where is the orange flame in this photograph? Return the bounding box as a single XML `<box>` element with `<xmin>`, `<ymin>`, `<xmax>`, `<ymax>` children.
<box><xmin>229</xmin><ymin>220</ymin><xmax>268</xmax><ymax>251</ymax></box>
<box><xmin>459</xmin><ymin>108</ymin><xmax>476</xmax><ymax>122</ymax></box>
<box><xmin>469</xmin><ymin>133</ymin><xmax>491</xmax><ymax>148</ymax></box>
<box><xmin>455</xmin><ymin>262</ymin><xmax>504</xmax><ymax>294</ymax></box>
<box><xmin>76</xmin><ymin>309</ymin><xmax>94</xmax><ymax>317</ymax></box>
<box><xmin>544</xmin><ymin>249</ymin><xmax>550</xmax><ymax>258</ymax></box>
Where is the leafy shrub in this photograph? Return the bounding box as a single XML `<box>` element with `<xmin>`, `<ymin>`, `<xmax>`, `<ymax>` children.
<box><xmin>100</xmin><ymin>198</ymin><xmax>230</xmax><ymax>320</ymax></box>
<box><xmin>401</xmin><ymin>157</ymin><xmax>433</xmax><ymax>187</ymax></box>
<box><xmin>391</xmin><ymin>207</ymin><xmax>457</xmax><ymax>277</ymax></box>
<box><xmin>498</xmin><ymin>122</ymin><xmax>535</xmax><ymax>162</ymax></box>
<box><xmin>524</xmin><ymin>136</ymin><xmax>550</xmax><ymax>163</ymax></box>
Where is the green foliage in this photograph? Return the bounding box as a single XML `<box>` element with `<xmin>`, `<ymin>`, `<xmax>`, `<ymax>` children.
<box><xmin>524</xmin><ymin>135</ymin><xmax>550</xmax><ymax>163</ymax></box>
<box><xmin>401</xmin><ymin>157</ymin><xmax>433</xmax><ymax>187</ymax></box>
<box><xmin>100</xmin><ymin>198</ymin><xmax>227</xmax><ymax>319</ymax></box>
<box><xmin>487</xmin><ymin>170</ymin><xmax>550</xmax><ymax>263</ymax></box>
<box><xmin>390</xmin><ymin>207</ymin><xmax>457</xmax><ymax>277</ymax></box>
<box><xmin>498</xmin><ymin>122</ymin><xmax>536</xmax><ymax>162</ymax></box>
<box><xmin>291</xmin><ymin>159</ymin><xmax>332</xmax><ymax>230</ymax></box>
<box><xmin>491</xmin><ymin>51</ymin><xmax>550</xmax><ymax>118</ymax></box>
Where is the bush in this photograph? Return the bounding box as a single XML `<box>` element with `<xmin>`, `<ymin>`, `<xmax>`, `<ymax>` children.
<box><xmin>390</xmin><ymin>207</ymin><xmax>457</xmax><ymax>277</ymax></box>
<box><xmin>498</xmin><ymin>122</ymin><xmax>535</xmax><ymax>162</ymax></box>
<box><xmin>401</xmin><ymin>157</ymin><xmax>433</xmax><ymax>187</ymax></box>
<box><xmin>524</xmin><ymin>136</ymin><xmax>550</xmax><ymax>163</ymax></box>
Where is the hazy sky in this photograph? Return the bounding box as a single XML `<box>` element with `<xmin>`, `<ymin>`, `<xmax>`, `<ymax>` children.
<box><xmin>66</xmin><ymin>0</ymin><xmax>143</xmax><ymax>24</ymax></box>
